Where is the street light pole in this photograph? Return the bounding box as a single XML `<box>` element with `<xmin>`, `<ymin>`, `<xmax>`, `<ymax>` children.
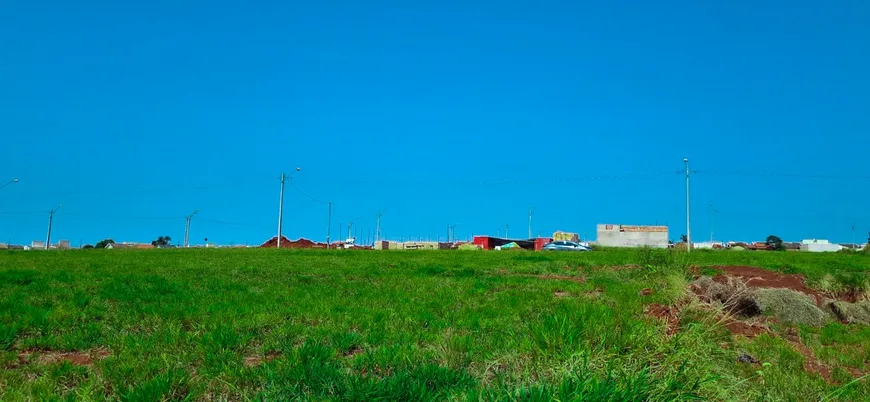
<box><xmin>528</xmin><ymin>207</ymin><xmax>535</xmax><ymax>239</ymax></box>
<box><xmin>375</xmin><ymin>210</ymin><xmax>386</xmax><ymax>243</ymax></box>
<box><xmin>184</xmin><ymin>209</ymin><xmax>199</xmax><ymax>247</ymax></box>
<box><xmin>684</xmin><ymin>158</ymin><xmax>692</xmax><ymax>253</ymax></box>
<box><xmin>277</xmin><ymin>167</ymin><xmax>301</xmax><ymax>248</ymax></box>
<box><xmin>0</xmin><ymin>178</ymin><xmax>19</xmax><ymax>190</ymax></box>
<box><xmin>45</xmin><ymin>204</ymin><xmax>63</xmax><ymax>249</ymax></box>
<box><xmin>326</xmin><ymin>202</ymin><xmax>332</xmax><ymax>249</ymax></box>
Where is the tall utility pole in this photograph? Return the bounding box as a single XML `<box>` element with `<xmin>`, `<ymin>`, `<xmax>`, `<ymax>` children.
<box><xmin>277</xmin><ymin>167</ymin><xmax>301</xmax><ymax>248</ymax></box>
<box><xmin>45</xmin><ymin>204</ymin><xmax>63</xmax><ymax>249</ymax></box>
<box><xmin>184</xmin><ymin>209</ymin><xmax>199</xmax><ymax>248</ymax></box>
<box><xmin>376</xmin><ymin>210</ymin><xmax>386</xmax><ymax>242</ymax></box>
<box><xmin>709</xmin><ymin>203</ymin><xmax>718</xmax><ymax>243</ymax></box>
<box><xmin>684</xmin><ymin>158</ymin><xmax>692</xmax><ymax>252</ymax></box>
<box><xmin>326</xmin><ymin>202</ymin><xmax>332</xmax><ymax>249</ymax></box>
<box><xmin>505</xmin><ymin>224</ymin><xmax>509</xmax><ymax>239</ymax></box>
<box><xmin>528</xmin><ymin>207</ymin><xmax>535</xmax><ymax>239</ymax></box>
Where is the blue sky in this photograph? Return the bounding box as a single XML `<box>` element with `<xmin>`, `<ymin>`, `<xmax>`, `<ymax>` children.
<box><xmin>1</xmin><ymin>0</ymin><xmax>868</xmax><ymax>246</ymax></box>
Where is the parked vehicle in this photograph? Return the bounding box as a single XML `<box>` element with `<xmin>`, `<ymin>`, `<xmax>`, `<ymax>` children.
<box><xmin>542</xmin><ymin>241</ymin><xmax>591</xmax><ymax>251</ymax></box>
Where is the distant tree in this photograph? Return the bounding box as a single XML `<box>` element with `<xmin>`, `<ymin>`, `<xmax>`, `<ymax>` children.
<box><xmin>680</xmin><ymin>234</ymin><xmax>688</xmax><ymax>243</ymax></box>
<box><xmin>766</xmin><ymin>235</ymin><xmax>785</xmax><ymax>251</ymax></box>
<box><xmin>94</xmin><ymin>239</ymin><xmax>114</xmax><ymax>249</ymax></box>
<box><xmin>82</xmin><ymin>244</ymin><xmax>94</xmax><ymax>249</ymax></box>
<box><xmin>151</xmin><ymin>236</ymin><xmax>172</xmax><ymax>247</ymax></box>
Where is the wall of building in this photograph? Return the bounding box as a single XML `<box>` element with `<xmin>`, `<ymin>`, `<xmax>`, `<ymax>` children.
<box><xmin>375</xmin><ymin>241</ymin><xmax>448</xmax><ymax>250</ymax></box>
<box><xmin>800</xmin><ymin>243</ymin><xmax>843</xmax><ymax>252</ymax></box>
<box><xmin>596</xmin><ymin>224</ymin><xmax>668</xmax><ymax>248</ymax></box>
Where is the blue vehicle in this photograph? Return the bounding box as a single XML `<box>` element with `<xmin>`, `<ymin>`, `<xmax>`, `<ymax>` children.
<box><xmin>542</xmin><ymin>241</ymin><xmax>592</xmax><ymax>251</ymax></box>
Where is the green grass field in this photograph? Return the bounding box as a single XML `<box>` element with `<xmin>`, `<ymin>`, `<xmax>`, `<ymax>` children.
<box><xmin>1</xmin><ymin>248</ymin><xmax>868</xmax><ymax>401</ymax></box>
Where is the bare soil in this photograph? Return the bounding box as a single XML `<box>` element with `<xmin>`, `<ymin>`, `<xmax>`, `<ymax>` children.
<box><xmin>645</xmin><ymin>303</ymin><xmax>680</xmax><ymax>336</ymax></box>
<box><xmin>724</xmin><ymin>321</ymin><xmax>768</xmax><ymax>338</ymax></box>
<box><xmin>17</xmin><ymin>349</ymin><xmax>111</xmax><ymax>367</ymax></box>
<box><xmin>243</xmin><ymin>351</ymin><xmax>280</xmax><ymax>367</ymax></box>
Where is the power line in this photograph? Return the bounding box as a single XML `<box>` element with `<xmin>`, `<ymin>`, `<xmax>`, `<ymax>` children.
<box><xmin>61</xmin><ymin>212</ymin><xmax>185</xmax><ymax>220</ymax></box>
<box><xmin>303</xmin><ymin>172</ymin><xmax>679</xmax><ymax>186</ymax></box>
<box><xmin>197</xmin><ymin>218</ymin><xmax>271</xmax><ymax>229</ymax></box>
<box><xmin>289</xmin><ymin>181</ymin><xmax>328</xmax><ymax>204</ymax></box>
<box><xmin>696</xmin><ymin>170</ymin><xmax>870</xmax><ymax>180</ymax></box>
<box><xmin>26</xmin><ymin>179</ymin><xmax>272</xmax><ymax>197</ymax></box>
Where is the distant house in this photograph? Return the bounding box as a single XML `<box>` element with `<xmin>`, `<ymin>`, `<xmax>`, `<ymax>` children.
<box><xmin>800</xmin><ymin>239</ymin><xmax>843</xmax><ymax>253</ymax></box>
<box><xmin>105</xmin><ymin>242</ymin><xmax>153</xmax><ymax>250</ymax></box>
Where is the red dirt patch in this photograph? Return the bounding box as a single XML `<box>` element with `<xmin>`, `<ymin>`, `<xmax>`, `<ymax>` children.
<box><xmin>17</xmin><ymin>349</ymin><xmax>111</xmax><ymax>367</ymax></box>
<box><xmin>639</xmin><ymin>288</ymin><xmax>653</xmax><ymax>296</ymax></box>
<box><xmin>243</xmin><ymin>351</ymin><xmax>280</xmax><ymax>367</ymax></box>
<box><xmin>789</xmin><ymin>341</ymin><xmax>833</xmax><ymax>382</ymax></box>
<box><xmin>724</xmin><ymin>320</ymin><xmax>768</xmax><ymax>338</ymax></box>
<box><xmin>710</xmin><ymin>266</ymin><xmax>824</xmax><ymax>303</ymax></box>
<box><xmin>553</xmin><ymin>290</ymin><xmax>571</xmax><ymax>298</ymax></box>
<box><xmin>645</xmin><ymin>304</ymin><xmax>680</xmax><ymax>336</ymax></box>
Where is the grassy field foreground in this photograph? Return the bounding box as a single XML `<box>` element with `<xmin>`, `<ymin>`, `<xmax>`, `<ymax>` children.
<box><xmin>1</xmin><ymin>248</ymin><xmax>869</xmax><ymax>400</ymax></box>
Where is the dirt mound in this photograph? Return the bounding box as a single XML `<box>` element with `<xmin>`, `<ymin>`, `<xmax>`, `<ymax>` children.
<box><xmin>755</xmin><ymin>288</ymin><xmax>830</xmax><ymax>326</ymax></box>
<box><xmin>710</xmin><ymin>266</ymin><xmax>824</xmax><ymax>303</ymax></box>
<box><xmin>691</xmin><ymin>276</ymin><xmax>761</xmax><ymax>317</ymax></box>
<box><xmin>692</xmin><ymin>276</ymin><xmax>832</xmax><ymax>327</ymax></box>
<box><xmin>827</xmin><ymin>300</ymin><xmax>870</xmax><ymax>324</ymax></box>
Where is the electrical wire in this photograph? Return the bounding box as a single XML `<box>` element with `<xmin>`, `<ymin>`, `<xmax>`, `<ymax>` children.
<box><xmin>303</xmin><ymin>171</ymin><xmax>679</xmax><ymax>186</ymax></box>
<box><xmin>197</xmin><ymin>218</ymin><xmax>272</xmax><ymax>229</ymax></box>
<box><xmin>695</xmin><ymin>170</ymin><xmax>870</xmax><ymax>180</ymax></box>
<box><xmin>289</xmin><ymin>181</ymin><xmax>329</xmax><ymax>204</ymax></box>
<box><xmin>60</xmin><ymin>212</ymin><xmax>186</xmax><ymax>220</ymax></box>
<box><xmin>26</xmin><ymin>179</ymin><xmax>272</xmax><ymax>197</ymax></box>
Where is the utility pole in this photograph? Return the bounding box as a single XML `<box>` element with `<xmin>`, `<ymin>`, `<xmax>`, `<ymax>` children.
<box><xmin>376</xmin><ymin>210</ymin><xmax>385</xmax><ymax>242</ymax></box>
<box><xmin>326</xmin><ymin>202</ymin><xmax>332</xmax><ymax>249</ymax></box>
<box><xmin>528</xmin><ymin>208</ymin><xmax>535</xmax><ymax>239</ymax></box>
<box><xmin>709</xmin><ymin>203</ymin><xmax>718</xmax><ymax>243</ymax></box>
<box><xmin>45</xmin><ymin>204</ymin><xmax>63</xmax><ymax>249</ymax></box>
<box><xmin>184</xmin><ymin>209</ymin><xmax>199</xmax><ymax>248</ymax></box>
<box><xmin>277</xmin><ymin>168</ymin><xmax>301</xmax><ymax>249</ymax></box>
<box><xmin>684</xmin><ymin>158</ymin><xmax>692</xmax><ymax>252</ymax></box>
<box><xmin>505</xmin><ymin>223</ymin><xmax>509</xmax><ymax>239</ymax></box>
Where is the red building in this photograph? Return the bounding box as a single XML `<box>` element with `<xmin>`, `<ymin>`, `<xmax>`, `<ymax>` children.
<box><xmin>473</xmin><ymin>236</ymin><xmax>551</xmax><ymax>251</ymax></box>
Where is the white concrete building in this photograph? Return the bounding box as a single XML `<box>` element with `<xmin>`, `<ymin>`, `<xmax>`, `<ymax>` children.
<box><xmin>800</xmin><ymin>239</ymin><xmax>843</xmax><ymax>252</ymax></box>
<box><xmin>596</xmin><ymin>224</ymin><xmax>668</xmax><ymax>248</ymax></box>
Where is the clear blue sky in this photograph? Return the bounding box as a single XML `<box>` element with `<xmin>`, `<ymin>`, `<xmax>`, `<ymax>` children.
<box><xmin>2</xmin><ymin>0</ymin><xmax>869</xmax><ymax>246</ymax></box>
